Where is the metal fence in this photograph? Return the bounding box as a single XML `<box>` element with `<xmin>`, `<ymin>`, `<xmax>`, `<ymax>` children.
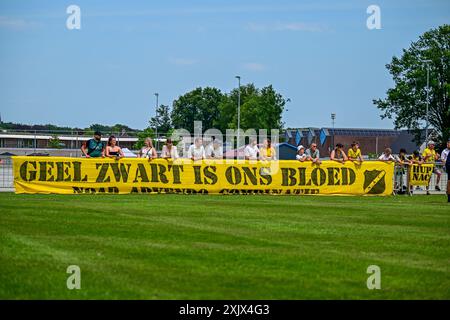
<box><xmin>0</xmin><ymin>158</ymin><xmax>13</xmax><ymax>191</ymax></box>
<box><xmin>393</xmin><ymin>163</ymin><xmax>447</xmax><ymax>195</ymax></box>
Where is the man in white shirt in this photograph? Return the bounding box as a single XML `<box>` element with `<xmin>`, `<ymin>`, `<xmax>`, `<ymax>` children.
<box><xmin>187</xmin><ymin>137</ymin><xmax>205</xmax><ymax>161</ymax></box>
<box><xmin>244</xmin><ymin>138</ymin><xmax>259</xmax><ymax>160</ymax></box>
<box><xmin>205</xmin><ymin>139</ymin><xmax>223</xmax><ymax>159</ymax></box>
<box><xmin>378</xmin><ymin>147</ymin><xmax>396</xmax><ymax>161</ymax></box>
<box><xmin>441</xmin><ymin>139</ymin><xmax>450</xmax><ymax>163</ymax></box>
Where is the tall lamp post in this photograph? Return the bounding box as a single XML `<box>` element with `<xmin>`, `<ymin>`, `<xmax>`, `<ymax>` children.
<box><xmin>331</xmin><ymin>113</ymin><xmax>336</xmax><ymax>150</ymax></box>
<box><xmin>420</xmin><ymin>59</ymin><xmax>432</xmax><ymax>144</ymax></box>
<box><xmin>154</xmin><ymin>93</ymin><xmax>159</xmax><ymax>150</ymax></box>
<box><xmin>235</xmin><ymin>76</ymin><xmax>241</xmax><ymax>148</ymax></box>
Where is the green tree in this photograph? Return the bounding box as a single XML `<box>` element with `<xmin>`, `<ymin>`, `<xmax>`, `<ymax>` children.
<box><xmin>48</xmin><ymin>135</ymin><xmax>63</xmax><ymax>149</ymax></box>
<box><xmin>149</xmin><ymin>104</ymin><xmax>172</xmax><ymax>134</ymax></box>
<box><xmin>215</xmin><ymin>84</ymin><xmax>259</xmax><ymax>132</ymax></box>
<box><xmin>171</xmin><ymin>87</ymin><xmax>224</xmax><ymax>133</ymax></box>
<box><xmin>133</xmin><ymin>127</ymin><xmax>155</xmax><ymax>150</ymax></box>
<box><xmin>373</xmin><ymin>25</ymin><xmax>450</xmax><ymax>147</ymax></box>
<box><xmin>217</xmin><ymin>84</ymin><xmax>286</xmax><ymax>132</ymax></box>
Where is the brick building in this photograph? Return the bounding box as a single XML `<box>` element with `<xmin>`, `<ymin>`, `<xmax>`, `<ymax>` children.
<box><xmin>285</xmin><ymin>128</ymin><xmax>420</xmax><ymax>157</ymax></box>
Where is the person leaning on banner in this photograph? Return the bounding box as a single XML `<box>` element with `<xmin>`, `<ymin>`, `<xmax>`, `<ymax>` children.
<box><xmin>81</xmin><ymin>131</ymin><xmax>105</xmax><ymax>158</ymax></box>
<box><xmin>348</xmin><ymin>141</ymin><xmax>363</xmax><ymax>162</ymax></box>
<box><xmin>187</xmin><ymin>137</ymin><xmax>205</xmax><ymax>161</ymax></box>
<box><xmin>396</xmin><ymin>148</ymin><xmax>412</xmax><ymax>165</ymax></box>
<box><xmin>378</xmin><ymin>147</ymin><xmax>396</xmax><ymax>162</ymax></box>
<box><xmin>422</xmin><ymin>140</ymin><xmax>442</xmax><ymax>192</ymax></box>
<box><xmin>139</xmin><ymin>137</ymin><xmax>157</xmax><ymax>160</ymax></box>
<box><xmin>305</xmin><ymin>143</ymin><xmax>321</xmax><ymax>164</ymax></box>
<box><xmin>105</xmin><ymin>135</ymin><xmax>124</xmax><ymax>160</ymax></box>
<box><xmin>260</xmin><ymin>138</ymin><xmax>277</xmax><ymax>161</ymax></box>
<box><xmin>161</xmin><ymin>138</ymin><xmax>179</xmax><ymax>160</ymax></box>
<box><xmin>296</xmin><ymin>145</ymin><xmax>309</xmax><ymax>162</ymax></box>
<box><xmin>244</xmin><ymin>138</ymin><xmax>259</xmax><ymax>160</ymax></box>
<box><xmin>440</xmin><ymin>138</ymin><xmax>450</xmax><ymax>202</ymax></box>
<box><xmin>205</xmin><ymin>139</ymin><xmax>223</xmax><ymax>160</ymax></box>
<box><xmin>330</xmin><ymin>143</ymin><xmax>348</xmax><ymax>163</ymax></box>
<box><xmin>408</xmin><ymin>150</ymin><xmax>424</xmax><ymax>164</ymax></box>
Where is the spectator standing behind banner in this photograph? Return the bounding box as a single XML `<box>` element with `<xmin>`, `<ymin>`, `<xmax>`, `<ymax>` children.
<box><xmin>330</xmin><ymin>143</ymin><xmax>348</xmax><ymax>163</ymax></box>
<box><xmin>296</xmin><ymin>145</ymin><xmax>308</xmax><ymax>162</ymax></box>
<box><xmin>260</xmin><ymin>138</ymin><xmax>277</xmax><ymax>161</ymax></box>
<box><xmin>205</xmin><ymin>139</ymin><xmax>223</xmax><ymax>160</ymax></box>
<box><xmin>161</xmin><ymin>138</ymin><xmax>179</xmax><ymax>160</ymax></box>
<box><xmin>348</xmin><ymin>141</ymin><xmax>363</xmax><ymax>162</ymax></box>
<box><xmin>422</xmin><ymin>140</ymin><xmax>442</xmax><ymax>193</ymax></box>
<box><xmin>139</xmin><ymin>138</ymin><xmax>157</xmax><ymax>159</ymax></box>
<box><xmin>81</xmin><ymin>131</ymin><xmax>105</xmax><ymax>158</ymax></box>
<box><xmin>394</xmin><ymin>148</ymin><xmax>411</xmax><ymax>194</ymax></box>
<box><xmin>105</xmin><ymin>135</ymin><xmax>124</xmax><ymax>160</ymax></box>
<box><xmin>409</xmin><ymin>150</ymin><xmax>424</xmax><ymax>164</ymax></box>
<box><xmin>396</xmin><ymin>148</ymin><xmax>411</xmax><ymax>165</ymax></box>
<box><xmin>378</xmin><ymin>148</ymin><xmax>396</xmax><ymax>162</ymax></box>
<box><xmin>187</xmin><ymin>137</ymin><xmax>205</xmax><ymax>161</ymax></box>
<box><xmin>440</xmin><ymin>138</ymin><xmax>450</xmax><ymax>202</ymax></box>
<box><xmin>244</xmin><ymin>138</ymin><xmax>259</xmax><ymax>160</ymax></box>
<box><xmin>305</xmin><ymin>143</ymin><xmax>321</xmax><ymax>164</ymax></box>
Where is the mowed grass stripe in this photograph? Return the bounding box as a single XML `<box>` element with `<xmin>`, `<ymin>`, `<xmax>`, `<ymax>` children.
<box><xmin>0</xmin><ymin>193</ymin><xmax>449</xmax><ymax>299</ymax></box>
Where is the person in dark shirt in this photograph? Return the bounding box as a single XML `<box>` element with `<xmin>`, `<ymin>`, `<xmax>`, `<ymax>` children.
<box><xmin>81</xmin><ymin>131</ymin><xmax>105</xmax><ymax>158</ymax></box>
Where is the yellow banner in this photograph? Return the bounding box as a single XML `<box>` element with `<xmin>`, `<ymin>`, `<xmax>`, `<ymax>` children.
<box><xmin>13</xmin><ymin>157</ymin><xmax>394</xmax><ymax>195</ymax></box>
<box><xmin>409</xmin><ymin>164</ymin><xmax>434</xmax><ymax>186</ymax></box>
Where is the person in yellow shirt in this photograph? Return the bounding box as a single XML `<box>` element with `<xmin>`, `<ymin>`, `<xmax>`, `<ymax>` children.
<box><xmin>348</xmin><ymin>141</ymin><xmax>363</xmax><ymax>162</ymax></box>
<box><xmin>260</xmin><ymin>138</ymin><xmax>276</xmax><ymax>161</ymax></box>
<box><xmin>422</xmin><ymin>141</ymin><xmax>442</xmax><ymax>193</ymax></box>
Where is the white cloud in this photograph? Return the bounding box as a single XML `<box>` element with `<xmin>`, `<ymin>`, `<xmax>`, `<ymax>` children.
<box><xmin>247</xmin><ymin>22</ymin><xmax>328</xmax><ymax>33</ymax></box>
<box><xmin>243</xmin><ymin>63</ymin><xmax>266</xmax><ymax>72</ymax></box>
<box><xmin>0</xmin><ymin>16</ymin><xmax>36</xmax><ymax>30</ymax></box>
<box><xmin>168</xmin><ymin>58</ymin><xmax>198</xmax><ymax>66</ymax></box>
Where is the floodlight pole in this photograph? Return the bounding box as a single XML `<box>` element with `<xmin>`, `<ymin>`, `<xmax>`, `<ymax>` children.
<box><xmin>420</xmin><ymin>59</ymin><xmax>432</xmax><ymax>144</ymax></box>
<box><xmin>236</xmin><ymin>76</ymin><xmax>241</xmax><ymax>148</ymax></box>
<box><xmin>154</xmin><ymin>93</ymin><xmax>159</xmax><ymax>150</ymax></box>
<box><xmin>331</xmin><ymin>113</ymin><xmax>336</xmax><ymax>150</ymax></box>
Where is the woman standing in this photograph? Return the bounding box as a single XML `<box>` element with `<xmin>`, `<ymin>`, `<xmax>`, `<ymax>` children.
<box><xmin>161</xmin><ymin>138</ymin><xmax>179</xmax><ymax>160</ymax></box>
<box><xmin>105</xmin><ymin>135</ymin><xmax>124</xmax><ymax>160</ymax></box>
<box><xmin>139</xmin><ymin>138</ymin><xmax>157</xmax><ymax>159</ymax></box>
<box><xmin>260</xmin><ymin>138</ymin><xmax>276</xmax><ymax>161</ymax></box>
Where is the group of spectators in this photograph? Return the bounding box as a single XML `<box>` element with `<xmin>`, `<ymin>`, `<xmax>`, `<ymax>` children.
<box><xmin>49</xmin><ymin>130</ymin><xmax>450</xmax><ymax>201</ymax></box>
<box><xmin>80</xmin><ymin>132</ymin><xmax>278</xmax><ymax>162</ymax></box>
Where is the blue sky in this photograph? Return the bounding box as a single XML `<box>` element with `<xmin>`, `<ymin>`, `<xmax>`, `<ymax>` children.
<box><xmin>0</xmin><ymin>0</ymin><xmax>449</xmax><ymax>130</ymax></box>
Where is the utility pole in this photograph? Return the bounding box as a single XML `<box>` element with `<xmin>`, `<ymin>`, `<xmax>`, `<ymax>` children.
<box><xmin>154</xmin><ymin>93</ymin><xmax>159</xmax><ymax>150</ymax></box>
<box><xmin>331</xmin><ymin>113</ymin><xmax>336</xmax><ymax>150</ymax></box>
<box><xmin>420</xmin><ymin>59</ymin><xmax>432</xmax><ymax>144</ymax></box>
<box><xmin>235</xmin><ymin>76</ymin><xmax>241</xmax><ymax>149</ymax></box>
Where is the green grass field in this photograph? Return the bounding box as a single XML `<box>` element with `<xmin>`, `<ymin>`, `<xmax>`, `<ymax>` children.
<box><xmin>0</xmin><ymin>193</ymin><xmax>449</xmax><ymax>300</ymax></box>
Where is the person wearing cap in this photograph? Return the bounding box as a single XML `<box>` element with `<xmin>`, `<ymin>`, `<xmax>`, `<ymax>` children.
<box><xmin>81</xmin><ymin>131</ymin><xmax>105</xmax><ymax>158</ymax></box>
<box><xmin>205</xmin><ymin>138</ymin><xmax>223</xmax><ymax>160</ymax></box>
<box><xmin>422</xmin><ymin>141</ymin><xmax>442</xmax><ymax>192</ymax></box>
<box><xmin>441</xmin><ymin>138</ymin><xmax>450</xmax><ymax>202</ymax></box>
<box><xmin>296</xmin><ymin>145</ymin><xmax>308</xmax><ymax>162</ymax></box>
<box><xmin>348</xmin><ymin>141</ymin><xmax>363</xmax><ymax>162</ymax></box>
